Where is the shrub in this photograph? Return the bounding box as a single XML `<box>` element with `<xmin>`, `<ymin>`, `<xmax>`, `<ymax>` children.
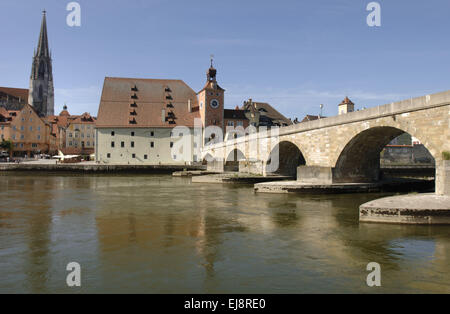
<box><xmin>443</xmin><ymin>151</ymin><xmax>450</xmax><ymax>161</ymax></box>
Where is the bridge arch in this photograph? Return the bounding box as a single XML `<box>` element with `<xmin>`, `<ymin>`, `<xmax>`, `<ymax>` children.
<box><xmin>266</xmin><ymin>141</ymin><xmax>306</xmax><ymax>177</ymax></box>
<box><xmin>225</xmin><ymin>148</ymin><xmax>246</xmax><ymax>171</ymax></box>
<box><xmin>333</xmin><ymin>126</ymin><xmax>437</xmax><ymax>183</ymax></box>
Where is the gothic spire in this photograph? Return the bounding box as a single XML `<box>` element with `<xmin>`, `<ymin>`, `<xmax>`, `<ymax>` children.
<box><xmin>36</xmin><ymin>10</ymin><xmax>50</xmax><ymax>58</ymax></box>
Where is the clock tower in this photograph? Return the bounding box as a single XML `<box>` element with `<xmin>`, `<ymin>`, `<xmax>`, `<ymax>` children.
<box><xmin>198</xmin><ymin>57</ymin><xmax>225</xmax><ymax>137</ymax></box>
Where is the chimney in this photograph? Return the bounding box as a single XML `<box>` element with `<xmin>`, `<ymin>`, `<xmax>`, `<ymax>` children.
<box><xmin>188</xmin><ymin>99</ymin><xmax>192</xmax><ymax>113</ymax></box>
<box><xmin>162</xmin><ymin>109</ymin><xmax>166</xmax><ymax>123</ymax></box>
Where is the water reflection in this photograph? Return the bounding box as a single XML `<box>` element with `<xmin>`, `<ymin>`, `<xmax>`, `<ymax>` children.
<box><xmin>0</xmin><ymin>172</ymin><xmax>449</xmax><ymax>293</ymax></box>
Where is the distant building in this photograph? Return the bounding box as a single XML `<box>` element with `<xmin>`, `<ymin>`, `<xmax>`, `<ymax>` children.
<box><xmin>338</xmin><ymin>97</ymin><xmax>355</xmax><ymax>115</ymax></box>
<box><xmin>299</xmin><ymin>115</ymin><xmax>326</xmax><ymax>123</ymax></box>
<box><xmin>96</xmin><ymin>77</ymin><xmax>200</xmax><ymax>164</ymax></box>
<box><xmin>95</xmin><ymin>61</ymin><xmax>292</xmax><ymax>164</ymax></box>
<box><xmin>28</xmin><ymin>11</ymin><xmax>54</xmax><ymax>117</ymax></box>
<box><xmin>240</xmin><ymin>99</ymin><xmax>292</xmax><ymax>128</ymax></box>
<box><xmin>0</xmin><ymin>87</ymin><xmax>29</xmax><ymax>111</ymax></box>
<box><xmin>0</xmin><ymin>104</ymin><xmax>56</xmax><ymax>157</ymax></box>
<box><xmin>46</xmin><ymin>106</ymin><xmax>97</xmax><ymax>155</ymax></box>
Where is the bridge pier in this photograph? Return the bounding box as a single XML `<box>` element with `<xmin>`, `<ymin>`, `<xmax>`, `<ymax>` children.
<box><xmin>206</xmin><ymin>159</ymin><xmax>224</xmax><ymax>173</ymax></box>
<box><xmin>436</xmin><ymin>160</ymin><xmax>450</xmax><ymax>196</ymax></box>
<box><xmin>238</xmin><ymin>160</ymin><xmax>264</xmax><ymax>175</ymax></box>
<box><xmin>297</xmin><ymin>166</ymin><xmax>333</xmax><ymax>184</ymax></box>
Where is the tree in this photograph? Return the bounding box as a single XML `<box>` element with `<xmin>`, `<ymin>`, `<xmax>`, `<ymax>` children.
<box><xmin>0</xmin><ymin>139</ymin><xmax>13</xmax><ymax>158</ymax></box>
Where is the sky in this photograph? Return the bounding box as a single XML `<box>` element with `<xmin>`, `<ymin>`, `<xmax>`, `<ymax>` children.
<box><xmin>1</xmin><ymin>0</ymin><xmax>450</xmax><ymax>119</ymax></box>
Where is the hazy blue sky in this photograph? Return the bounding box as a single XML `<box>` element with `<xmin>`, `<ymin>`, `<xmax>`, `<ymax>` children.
<box><xmin>1</xmin><ymin>0</ymin><xmax>450</xmax><ymax>119</ymax></box>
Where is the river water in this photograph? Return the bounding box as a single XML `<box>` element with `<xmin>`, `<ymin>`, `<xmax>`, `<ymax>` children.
<box><xmin>0</xmin><ymin>172</ymin><xmax>449</xmax><ymax>293</ymax></box>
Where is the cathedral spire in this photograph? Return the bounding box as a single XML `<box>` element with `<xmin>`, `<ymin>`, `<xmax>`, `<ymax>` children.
<box><xmin>36</xmin><ymin>10</ymin><xmax>50</xmax><ymax>58</ymax></box>
<box><xmin>28</xmin><ymin>10</ymin><xmax>54</xmax><ymax>117</ymax></box>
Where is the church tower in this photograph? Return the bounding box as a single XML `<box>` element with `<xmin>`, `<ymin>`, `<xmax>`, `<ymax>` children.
<box><xmin>197</xmin><ymin>57</ymin><xmax>225</xmax><ymax>141</ymax></box>
<box><xmin>28</xmin><ymin>11</ymin><xmax>54</xmax><ymax>117</ymax></box>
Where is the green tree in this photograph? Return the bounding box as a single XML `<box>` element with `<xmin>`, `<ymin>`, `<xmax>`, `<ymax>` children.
<box><xmin>0</xmin><ymin>140</ymin><xmax>13</xmax><ymax>158</ymax></box>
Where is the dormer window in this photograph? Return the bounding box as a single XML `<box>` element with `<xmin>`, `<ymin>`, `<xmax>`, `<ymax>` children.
<box><xmin>166</xmin><ymin>95</ymin><xmax>173</xmax><ymax>100</ymax></box>
<box><xmin>166</xmin><ymin>103</ymin><xmax>174</xmax><ymax>108</ymax></box>
<box><xmin>130</xmin><ymin>102</ymin><xmax>137</xmax><ymax>107</ymax></box>
<box><xmin>130</xmin><ymin>110</ymin><xmax>137</xmax><ymax>116</ymax></box>
<box><xmin>165</xmin><ymin>87</ymin><xmax>171</xmax><ymax>92</ymax></box>
<box><xmin>131</xmin><ymin>93</ymin><xmax>138</xmax><ymax>99</ymax></box>
<box><xmin>131</xmin><ymin>85</ymin><xmax>138</xmax><ymax>92</ymax></box>
<box><xmin>129</xmin><ymin>118</ymin><xmax>137</xmax><ymax>124</ymax></box>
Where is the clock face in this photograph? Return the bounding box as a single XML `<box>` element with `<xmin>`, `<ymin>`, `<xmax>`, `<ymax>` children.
<box><xmin>210</xmin><ymin>99</ymin><xmax>219</xmax><ymax>109</ymax></box>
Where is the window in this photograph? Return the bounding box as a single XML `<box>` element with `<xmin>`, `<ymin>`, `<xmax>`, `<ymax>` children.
<box><xmin>150</xmin><ymin>131</ymin><xmax>154</xmax><ymax>137</ymax></box>
<box><xmin>69</xmin><ymin>141</ymin><xmax>72</xmax><ymax>146</ymax></box>
<box><xmin>111</xmin><ymin>141</ymin><xmax>115</xmax><ymax>148</ymax></box>
<box><xmin>131</xmin><ymin>141</ymin><xmax>135</xmax><ymax>148</ymax></box>
<box><xmin>131</xmin><ymin>132</ymin><xmax>135</xmax><ymax>136</ymax></box>
<box><xmin>107</xmin><ymin>153</ymin><xmax>111</xmax><ymax>158</ymax></box>
<box><xmin>69</xmin><ymin>133</ymin><xmax>72</xmax><ymax>138</ymax></box>
<box><xmin>237</xmin><ymin>121</ymin><xmax>244</xmax><ymax>126</ymax></box>
<box><xmin>227</xmin><ymin>121</ymin><xmax>234</xmax><ymax>126</ymax></box>
<box><xmin>132</xmin><ymin>153</ymin><xmax>136</xmax><ymax>158</ymax></box>
<box><xmin>32</xmin><ymin>143</ymin><xmax>37</xmax><ymax>148</ymax></box>
<box><xmin>150</xmin><ymin>142</ymin><xmax>154</xmax><ymax>148</ymax></box>
<box><xmin>21</xmin><ymin>126</ymin><xmax>24</xmax><ymax>131</ymax></box>
<box><xmin>121</xmin><ymin>141</ymin><xmax>125</xmax><ymax>148</ymax></box>
<box><xmin>37</xmin><ymin>135</ymin><xmax>41</xmax><ymax>140</ymax></box>
<box><xmin>20</xmin><ymin>134</ymin><xmax>24</xmax><ymax>139</ymax></box>
<box><xmin>87</xmin><ymin>141</ymin><xmax>90</xmax><ymax>146</ymax></box>
<box><xmin>37</xmin><ymin>126</ymin><xmax>41</xmax><ymax>131</ymax></box>
<box><xmin>30</xmin><ymin>118</ymin><xmax>33</xmax><ymax>122</ymax></box>
<box><xmin>170</xmin><ymin>142</ymin><xmax>173</xmax><ymax>148</ymax></box>
<box><xmin>144</xmin><ymin>155</ymin><xmax>148</xmax><ymax>160</ymax></box>
<box><xmin>111</xmin><ymin>131</ymin><xmax>115</xmax><ymax>136</ymax></box>
<box><xmin>30</xmin><ymin>126</ymin><xmax>33</xmax><ymax>131</ymax></box>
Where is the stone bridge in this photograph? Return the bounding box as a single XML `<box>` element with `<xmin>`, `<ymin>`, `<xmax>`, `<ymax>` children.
<box><xmin>202</xmin><ymin>90</ymin><xmax>450</xmax><ymax>195</ymax></box>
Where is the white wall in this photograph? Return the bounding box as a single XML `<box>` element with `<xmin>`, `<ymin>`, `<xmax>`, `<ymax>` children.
<box><xmin>95</xmin><ymin>127</ymin><xmax>198</xmax><ymax>164</ymax></box>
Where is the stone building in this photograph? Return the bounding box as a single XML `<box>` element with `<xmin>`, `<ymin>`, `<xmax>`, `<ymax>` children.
<box><xmin>95</xmin><ymin>61</ymin><xmax>291</xmax><ymax>164</ymax></box>
<box><xmin>0</xmin><ymin>103</ymin><xmax>56</xmax><ymax>156</ymax></box>
<box><xmin>96</xmin><ymin>77</ymin><xmax>201</xmax><ymax>164</ymax></box>
<box><xmin>28</xmin><ymin>11</ymin><xmax>54</xmax><ymax>117</ymax></box>
<box><xmin>338</xmin><ymin>97</ymin><xmax>355</xmax><ymax>115</ymax></box>
<box><xmin>0</xmin><ymin>87</ymin><xmax>29</xmax><ymax>111</ymax></box>
<box><xmin>45</xmin><ymin>106</ymin><xmax>97</xmax><ymax>155</ymax></box>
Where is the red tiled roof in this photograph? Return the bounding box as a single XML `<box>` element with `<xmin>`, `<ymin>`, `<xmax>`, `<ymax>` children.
<box><xmin>241</xmin><ymin>101</ymin><xmax>292</xmax><ymax>125</ymax></box>
<box><xmin>0</xmin><ymin>87</ymin><xmax>29</xmax><ymax>102</ymax></box>
<box><xmin>96</xmin><ymin>77</ymin><xmax>200</xmax><ymax>128</ymax></box>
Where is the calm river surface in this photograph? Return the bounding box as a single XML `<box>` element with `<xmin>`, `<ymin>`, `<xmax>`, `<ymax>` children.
<box><xmin>0</xmin><ymin>172</ymin><xmax>449</xmax><ymax>293</ymax></box>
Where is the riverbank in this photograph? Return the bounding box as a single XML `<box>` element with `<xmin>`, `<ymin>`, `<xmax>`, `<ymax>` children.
<box><xmin>0</xmin><ymin>162</ymin><xmax>205</xmax><ymax>173</ymax></box>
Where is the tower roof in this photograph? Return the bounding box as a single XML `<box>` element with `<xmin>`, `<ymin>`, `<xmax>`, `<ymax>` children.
<box><xmin>339</xmin><ymin>96</ymin><xmax>354</xmax><ymax>106</ymax></box>
<box><xmin>36</xmin><ymin>11</ymin><xmax>50</xmax><ymax>58</ymax></box>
